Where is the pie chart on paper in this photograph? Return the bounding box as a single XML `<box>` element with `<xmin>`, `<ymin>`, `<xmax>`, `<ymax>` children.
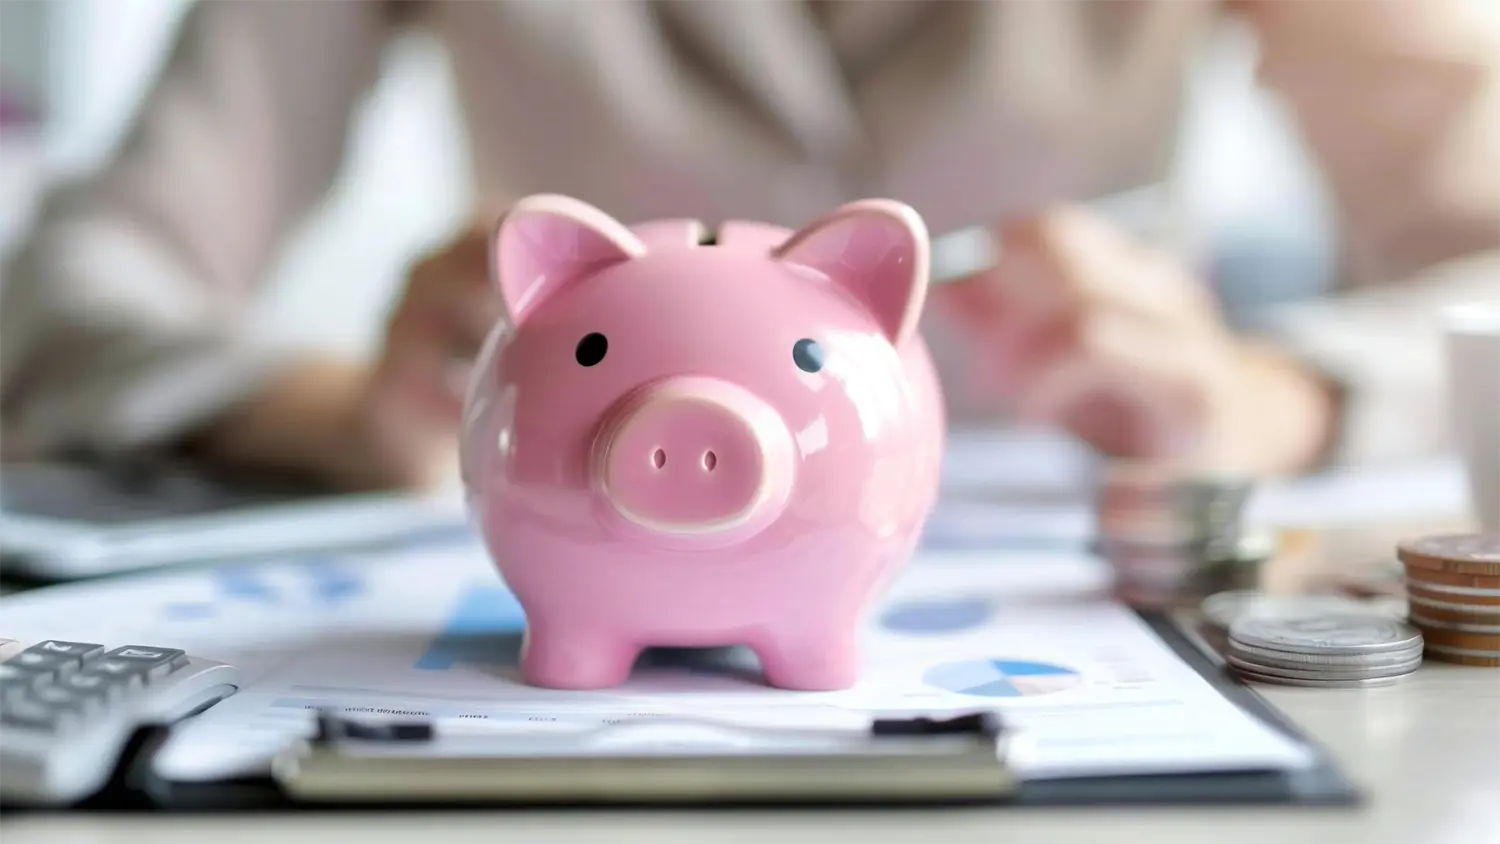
<box><xmin>923</xmin><ymin>659</ymin><xmax>1083</xmax><ymax>698</ymax></box>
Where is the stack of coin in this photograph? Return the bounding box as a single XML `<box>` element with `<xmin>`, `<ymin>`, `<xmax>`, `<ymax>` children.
<box><xmin>1224</xmin><ymin>613</ymin><xmax>1424</xmax><ymax>687</ymax></box>
<box><xmin>1093</xmin><ymin>462</ymin><xmax>1271</xmax><ymax>610</ymax></box>
<box><xmin>1095</xmin><ymin>464</ymin><xmax>1253</xmax><ymax>543</ymax></box>
<box><xmin>1196</xmin><ymin>590</ymin><xmax>1363</xmax><ymax>654</ymax></box>
<box><xmin>1397</xmin><ymin>534</ymin><xmax>1500</xmax><ymax>667</ymax></box>
<box><xmin>1201</xmin><ymin>591</ymin><xmax>1389</xmax><ymax>635</ymax></box>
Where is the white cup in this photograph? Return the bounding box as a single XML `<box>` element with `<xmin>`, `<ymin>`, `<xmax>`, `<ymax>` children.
<box><xmin>1445</xmin><ymin>303</ymin><xmax>1500</xmax><ymax>533</ymax></box>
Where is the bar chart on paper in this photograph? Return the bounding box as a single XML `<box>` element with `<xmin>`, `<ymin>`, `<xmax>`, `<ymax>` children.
<box><xmin>414</xmin><ymin>585</ymin><xmax>527</xmax><ymax>670</ymax></box>
<box><xmin>161</xmin><ymin>557</ymin><xmax>367</xmax><ymax>620</ymax></box>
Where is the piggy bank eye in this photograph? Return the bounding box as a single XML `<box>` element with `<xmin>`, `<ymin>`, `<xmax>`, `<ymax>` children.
<box><xmin>792</xmin><ymin>338</ymin><xmax>823</xmax><ymax>373</ymax></box>
<box><xmin>575</xmin><ymin>332</ymin><xmax>608</xmax><ymax>367</ymax></box>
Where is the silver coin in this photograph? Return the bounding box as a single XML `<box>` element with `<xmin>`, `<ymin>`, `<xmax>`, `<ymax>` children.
<box><xmin>1225</xmin><ymin>652</ymin><xmax>1422</xmax><ymax>681</ymax></box>
<box><xmin>1225</xmin><ymin>638</ymin><xmax>1423</xmax><ymax>668</ymax></box>
<box><xmin>1228</xmin><ymin>612</ymin><xmax>1422</xmax><ymax>655</ymax></box>
<box><xmin>1201</xmin><ymin>591</ymin><xmax>1365</xmax><ymax>632</ymax></box>
<box><xmin>1231</xmin><ymin>667</ymin><xmax>1415</xmax><ymax>689</ymax></box>
<box><xmin>1217</xmin><ymin>531</ymin><xmax>1276</xmax><ymax>561</ymax></box>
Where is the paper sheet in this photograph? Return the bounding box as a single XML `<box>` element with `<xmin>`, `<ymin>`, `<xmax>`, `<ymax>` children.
<box><xmin>0</xmin><ymin>531</ymin><xmax>1313</xmax><ymax>783</ymax></box>
<box><xmin>10</xmin><ymin>426</ymin><xmax>1402</xmax><ymax>784</ymax></box>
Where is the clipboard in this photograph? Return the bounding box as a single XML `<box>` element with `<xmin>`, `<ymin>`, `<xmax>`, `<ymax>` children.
<box><xmin>23</xmin><ymin>609</ymin><xmax>1361</xmax><ymax>814</ymax></box>
<box><xmin>267</xmin><ymin>710</ymin><xmax>1023</xmax><ymax>806</ymax></box>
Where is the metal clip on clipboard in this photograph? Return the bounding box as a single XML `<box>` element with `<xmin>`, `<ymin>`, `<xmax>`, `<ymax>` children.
<box><xmin>269</xmin><ymin>710</ymin><xmax>1025</xmax><ymax>806</ymax></box>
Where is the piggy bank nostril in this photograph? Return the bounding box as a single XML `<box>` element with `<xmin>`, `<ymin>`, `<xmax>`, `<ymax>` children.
<box><xmin>703</xmin><ymin>451</ymin><xmax>717</xmax><ymax>472</ymax></box>
<box><xmin>652</xmin><ymin>448</ymin><xmax>667</xmax><ymax>469</ymax></box>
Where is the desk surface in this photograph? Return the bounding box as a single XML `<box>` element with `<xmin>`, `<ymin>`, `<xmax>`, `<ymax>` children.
<box><xmin>4</xmin><ymin>664</ymin><xmax>1499</xmax><ymax>844</ymax></box>
<box><xmin>6</xmin><ymin>523</ymin><xmax>1500</xmax><ymax>844</ymax></box>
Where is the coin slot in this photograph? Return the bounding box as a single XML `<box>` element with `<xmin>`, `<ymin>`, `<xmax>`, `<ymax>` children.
<box><xmin>702</xmin><ymin>451</ymin><xmax>717</xmax><ymax>472</ymax></box>
<box><xmin>652</xmin><ymin>449</ymin><xmax>667</xmax><ymax>470</ymax></box>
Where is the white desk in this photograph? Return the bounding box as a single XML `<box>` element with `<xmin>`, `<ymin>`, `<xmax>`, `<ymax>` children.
<box><xmin>6</xmin><ymin>517</ymin><xmax>1499</xmax><ymax>844</ymax></box>
<box><xmin>0</xmin><ymin>614</ymin><xmax>1488</xmax><ymax>844</ymax></box>
<box><xmin>6</xmin><ymin>644</ymin><xmax>1499</xmax><ymax>844</ymax></box>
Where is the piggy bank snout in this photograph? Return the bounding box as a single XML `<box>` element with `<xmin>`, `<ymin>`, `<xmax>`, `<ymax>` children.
<box><xmin>595</xmin><ymin>378</ymin><xmax>794</xmax><ymax>535</ymax></box>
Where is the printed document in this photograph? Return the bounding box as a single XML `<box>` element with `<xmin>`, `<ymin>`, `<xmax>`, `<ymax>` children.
<box><xmin>0</xmin><ymin>532</ymin><xmax>1314</xmax><ymax>783</ymax></box>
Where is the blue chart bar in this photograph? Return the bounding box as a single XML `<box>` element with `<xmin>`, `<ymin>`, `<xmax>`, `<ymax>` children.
<box><xmin>216</xmin><ymin>565</ymin><xmax>280</xmax><ymax>603</ymax></box>
<box><xmin>301</xmin><ymin>557</ymin><xmax>365</xmax><ymax>604</ymax></box>
<box><xmin>414</xmin><ymin>585</ymin><xmax>528</xmax><ymax>670</ymax></box>
<box><xmin>162</xmin><ymin>556</ymin><xmax>367</xmax><ymax>619</ymax></box>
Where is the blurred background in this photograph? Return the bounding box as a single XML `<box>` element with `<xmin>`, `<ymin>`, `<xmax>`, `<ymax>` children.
<box><xmin>0</xmin><ymin>0</ymin><xmax>1341</xmax><ymax>362</ymax></box>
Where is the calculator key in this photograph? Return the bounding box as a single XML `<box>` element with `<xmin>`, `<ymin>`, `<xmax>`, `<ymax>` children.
<box><xmin>0</xmin><ymin>664</ymin><xmax>39</xmax><ymax>701</ymax></box>
<box><xmin>33</xmin><ymin>640</ymin><xmax>107</xmax><ymax>661</ymax></box>
<box><xmin>98</xmin><ymin>646</ymin><xmax>187</xmax><ymax>681</ymax></box>
<box><xmin>58</xmin><ymin>671</ymin><xmax>123</xmax><ymax>701</ymax></box>
<box><xmin>6</xmin><ymin>651</ymin><xmax>62</xmax><ymax>677</ymax></box>
<box><xmin>108</xmin><ymin>645</ymin><xmax>186</xmax><ymax>665</ymax></box>
<box><xmin>78</xmin><ymin>659</ymin><xmax>145</xmax><ymax>690</ymax></box>
<box><xmin>29</xmin><ymin>684</ymin><xmax>105</xmax><ymax>717</ymax></box>
<box><xmin>0</xmin><ymin>662</ymin><xmax>35</xmax><ymax>683</ymax></box>
<box><xmin>0</xmin><ymin>697</ymin><xmax>66</xmax><ymax>732</ymax></box>
<box><xmin>5</xmin><ymin>641</ymin><xmax>107</xmax><ymax>677</ymax></box>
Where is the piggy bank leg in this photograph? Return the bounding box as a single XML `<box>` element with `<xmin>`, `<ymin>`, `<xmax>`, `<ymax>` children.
<box><xmin>754</xmin><ymin>630</ymin><xmax>861</xmax><ymax>691</ymax></box>
<box><xmin>519</xmin><ymin>623</ymin><xmax>639</xmax><ymax>689</ymax></box>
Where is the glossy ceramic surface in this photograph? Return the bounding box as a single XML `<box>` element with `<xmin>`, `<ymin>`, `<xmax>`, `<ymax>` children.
<box><xmin>460</xmin><ymin>194</ymin><xmax>945</xmax><ymax>690</ymax></box>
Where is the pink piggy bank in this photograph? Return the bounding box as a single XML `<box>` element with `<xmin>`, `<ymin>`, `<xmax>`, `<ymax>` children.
<box><xmin>459</xmin><ymin>194</ymin><xmax>945</xmax><ymax>691</ymax></box>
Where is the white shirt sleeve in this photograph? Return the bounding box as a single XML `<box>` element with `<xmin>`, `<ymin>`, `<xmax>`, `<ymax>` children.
<box><xmin>0</xmin><ymin>0</ymin><xmax>393</xmax><ymax>458</ymax></box>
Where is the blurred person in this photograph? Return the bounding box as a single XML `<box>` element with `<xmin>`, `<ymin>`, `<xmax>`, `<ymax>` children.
<box><xmin>1</xmin><ymin>0</ymin><xmax>1496</xmax><ymax>493</ymax></box>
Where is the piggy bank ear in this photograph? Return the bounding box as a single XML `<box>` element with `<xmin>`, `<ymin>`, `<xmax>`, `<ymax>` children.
<box><xmin>491</xmin><ymin>195</ymin><xmax>646</xmax><ymax>326</ymax></box>
<box><xmin>773</xmin><ymin>199</ymin><xmax>930</xmax><ymax>346</ymax></box>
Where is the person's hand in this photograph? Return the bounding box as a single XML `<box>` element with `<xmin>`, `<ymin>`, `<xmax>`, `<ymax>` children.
<box><xmin>187</xmin><ymin>213</ymin><xmax>504</xmax><ymax>494</ymax></box>
<box><xmin>928</xmin><ymin>205</ymin><xmax>1340</xmax><ymax>475</ymax></box>
<box><xmin>354</xmin><ymin>213</ymin><xmax>504</xmax><ymax>489</ymax></box>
